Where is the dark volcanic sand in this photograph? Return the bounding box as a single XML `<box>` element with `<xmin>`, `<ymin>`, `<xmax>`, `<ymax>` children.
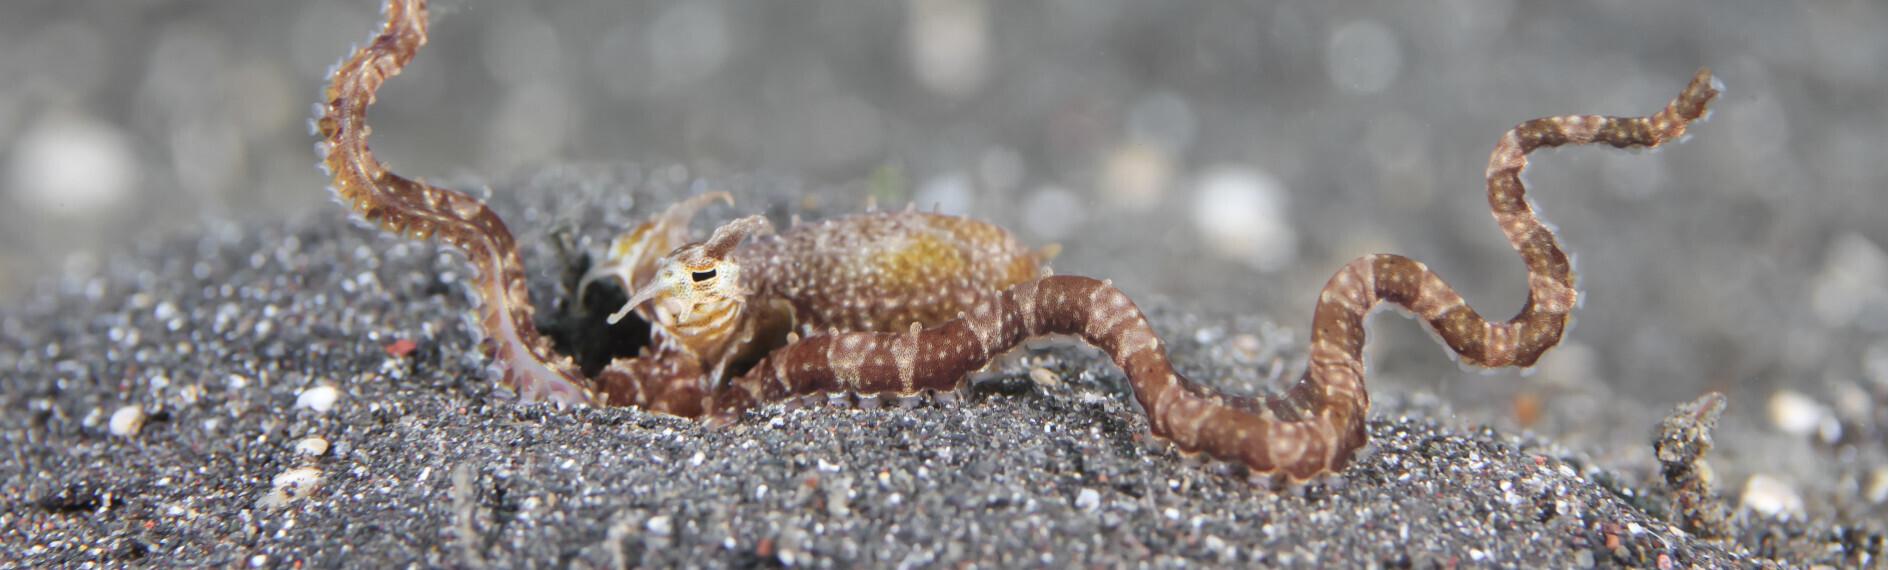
<box><xmin>0</xmin><ymin>167</ymin><xmax>1882</xmax><ymax>567</ymax></box>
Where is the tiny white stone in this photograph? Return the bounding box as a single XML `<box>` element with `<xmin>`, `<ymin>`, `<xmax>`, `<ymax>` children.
<box><xmin>1075</xmin><ymin>488</ymin><xmax>1102</xmax><ymax>511</ymax></box>
<box><xmin>260</xmin><ymin>467</ymin><xmax>324</xmax><ymax>509</ymax></box>
<box><xmin>1204</xmin><ymin>534</ymin><xmax>1226</xmax><ymax>553</ymax></box>
<box><xmin>1028</xmin><ymin>367</ymin><xmax>1062</xmax><ymax>388</ymax></box>
<box><xmin>108</xmin><ymin>405</ymin><xmax>146</xmax><ymax>437</ymax></box>
<box><xmin>295</xmin><ymin>436</ymin><xmax>330</xmax><ymax>457</ymax></box>
<box><xmin>1741</xmin><ymin>474</ymin><xmax>1804</xmax><ymax>516</ymax></box>
<box><xmin>645</xmin><ymin>515</ymin><xmax>673</xmax><ymax>536</ymax></box>
<box><xmin>296</xmin><ymin>384</ymin><xmax>341</xmax><ymax>413</ymax></box>
<box><xmin>273</xmin><ymin>467</ymin><xmax>322</xmax><ymax>490</ymax></box>
<box><xmin>1767</xmin><ymin>390</ymin><xmax>1839</xmax><ymax>442</ymax></box>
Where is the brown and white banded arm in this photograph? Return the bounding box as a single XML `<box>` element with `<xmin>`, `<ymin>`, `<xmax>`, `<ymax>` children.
<box><xmin>316</xmin><ymin>0</ymin><xmax>595</xmax><ymax>405</ymax></box>
<box><xmin>714</xmin><ymin>70</ymin><xmax>1721</xmax><ymax>480</ymax></box>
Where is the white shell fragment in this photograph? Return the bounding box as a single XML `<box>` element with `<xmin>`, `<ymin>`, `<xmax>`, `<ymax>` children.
<box><xmin>108</xmin><ymin>405</ymin><xmax>147</xmax><ymax>437</ymax></box>
<box><xmin>1075</xmin><ymin>488</ymin><xmax>1102</xmax><ymax>511</ymax></box>
<box><xmin>295</xmin><ymin>436</ymin><xmax>331</xmax><ymax>457</ymax></box>
<box><xmin>260</xmin><ymin>467</ymin><xmax>325</xmax><ymax>510</ymax></box>
<box><xmin>295</xmin><ymin>384</ymin><xmax>341</xmax><ymax>413</ymax></box>
<box><xmin>1741</xmin><ymin>474</ymin><xmax>1803</xmax><ymax>517</ymax></box>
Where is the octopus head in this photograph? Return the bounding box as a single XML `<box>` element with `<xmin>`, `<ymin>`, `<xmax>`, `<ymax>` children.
<box><xmin>610</xmin><ymin>215</ymin><xmax>773</xmax><ymax>350</ymax></box>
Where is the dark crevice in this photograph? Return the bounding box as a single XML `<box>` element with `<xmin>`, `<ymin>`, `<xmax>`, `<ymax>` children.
<box><xmin>538</xmin><ymin>234</ymin><xmax>653</xmax><ymax>377</ymax></box>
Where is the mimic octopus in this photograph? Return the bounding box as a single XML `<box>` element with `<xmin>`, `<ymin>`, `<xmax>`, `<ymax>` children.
<box><xmin>316</xmin><ymin>0</ymin><xmax>1719</xmax><ymax>481</ymax></box>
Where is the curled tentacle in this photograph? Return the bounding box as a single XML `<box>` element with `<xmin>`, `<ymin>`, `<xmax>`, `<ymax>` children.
<box><xmin>316</xmin><ymin>0</ymin><xmax>594</xmax><ymax>405</ymax></box>
<box><xmin>710</xmin><ymin>70</ymin><xmax>1720</xmax><ymax>479</ymax></box>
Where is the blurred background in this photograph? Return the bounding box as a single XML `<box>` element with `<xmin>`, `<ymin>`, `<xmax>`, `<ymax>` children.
<box><xmin>0</xmin><ymin>0</ymin><xmax>1884</xmax><ymax>486</ymax></box>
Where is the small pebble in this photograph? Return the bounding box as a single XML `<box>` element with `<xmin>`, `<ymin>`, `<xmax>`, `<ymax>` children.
<box><xmin>295</xmin><ymin>436</ymin><xmax>330</xmax><ymax>457</ymax></box>
<box><xmin>1767</xmin><ymin>389</ymin><xmax>1840</xmax><ymax>442</ymax></box>
<box><xmin>1741</xmin><ymin>474</ymin><xmax>1804</xmax><ymax>516</ymax></box>
<box><xmin>645</xmin><ymin>515</ymin><xmax>672</xmax><ymax>537</ymax></box>
<box><xmin>260</xmin><ymin>467</ymin><xmax>324</xmax><ymax>509</ymax></box>
<box><xmin>1231</xmin><ymin>334</ymin><xmax>1264</xmax><ymax>360</ymax></box>
<box><xmin>296</xmin><ymin>384</ymin><xmax>341</xmax><ymax>413</ymax></box>
<box><xmin>383</xmin><ymin>339</ymin><xmax>418</xmax><ymax>357</ymax></box>
<box><xmin>1075</xmin><ymin>488</ymin><xmax>1101</xmax><ymax>511</ymax></box>
<box><xmin>1028</xmin><ymin>368</ymin><xmax>1062</xmax><ymax>388</ymax></box>
<box><xmin>108</xmin><ymin>404</ymin><xmax>146</xmax><ymax>437</ymax></box>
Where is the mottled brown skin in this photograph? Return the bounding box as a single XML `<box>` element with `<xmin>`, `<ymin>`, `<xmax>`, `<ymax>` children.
<box><xmin>738</xmin><ymin>211</ymin><xmax>1045</xmax><ymax>334</ymax></box>
<box><xmin>321</xmin><ymin>0</ymin><xmax>1718</xmax><ymax>480</ymax></box>
<box><xmin>604</xmin><ymin>208</ymin><xmax>1045</xmax><ymax>390</ymax></box>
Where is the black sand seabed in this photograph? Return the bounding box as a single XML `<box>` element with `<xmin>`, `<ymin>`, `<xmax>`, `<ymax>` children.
<box><xmin>0</xmin><ymin>167</ymin><xmax>1883</xmax><ymax>567</ymax></box>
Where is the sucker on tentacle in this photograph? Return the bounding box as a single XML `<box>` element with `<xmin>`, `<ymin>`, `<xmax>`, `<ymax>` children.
<box><xmin>318</xmin><ymin>0</ymin><xmax>1718</xmax><ymax>481</ymax></box>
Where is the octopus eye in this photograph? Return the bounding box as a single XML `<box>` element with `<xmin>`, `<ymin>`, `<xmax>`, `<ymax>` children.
<box><xmin>691</xmin><ymin>269</ymin><xmax>717</xmax><ymax>283</ymax></box>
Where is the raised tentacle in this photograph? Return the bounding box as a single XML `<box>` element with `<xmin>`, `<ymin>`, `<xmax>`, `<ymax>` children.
<box><xmin>315</xmin><ymin>0</ymin><xmax>594</xmax><ymax>405</ymax></box>
<box><xmin>709</xmin><ymin>70</ymin><xmax>1720</xmax><ymax>480</ymax></box>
